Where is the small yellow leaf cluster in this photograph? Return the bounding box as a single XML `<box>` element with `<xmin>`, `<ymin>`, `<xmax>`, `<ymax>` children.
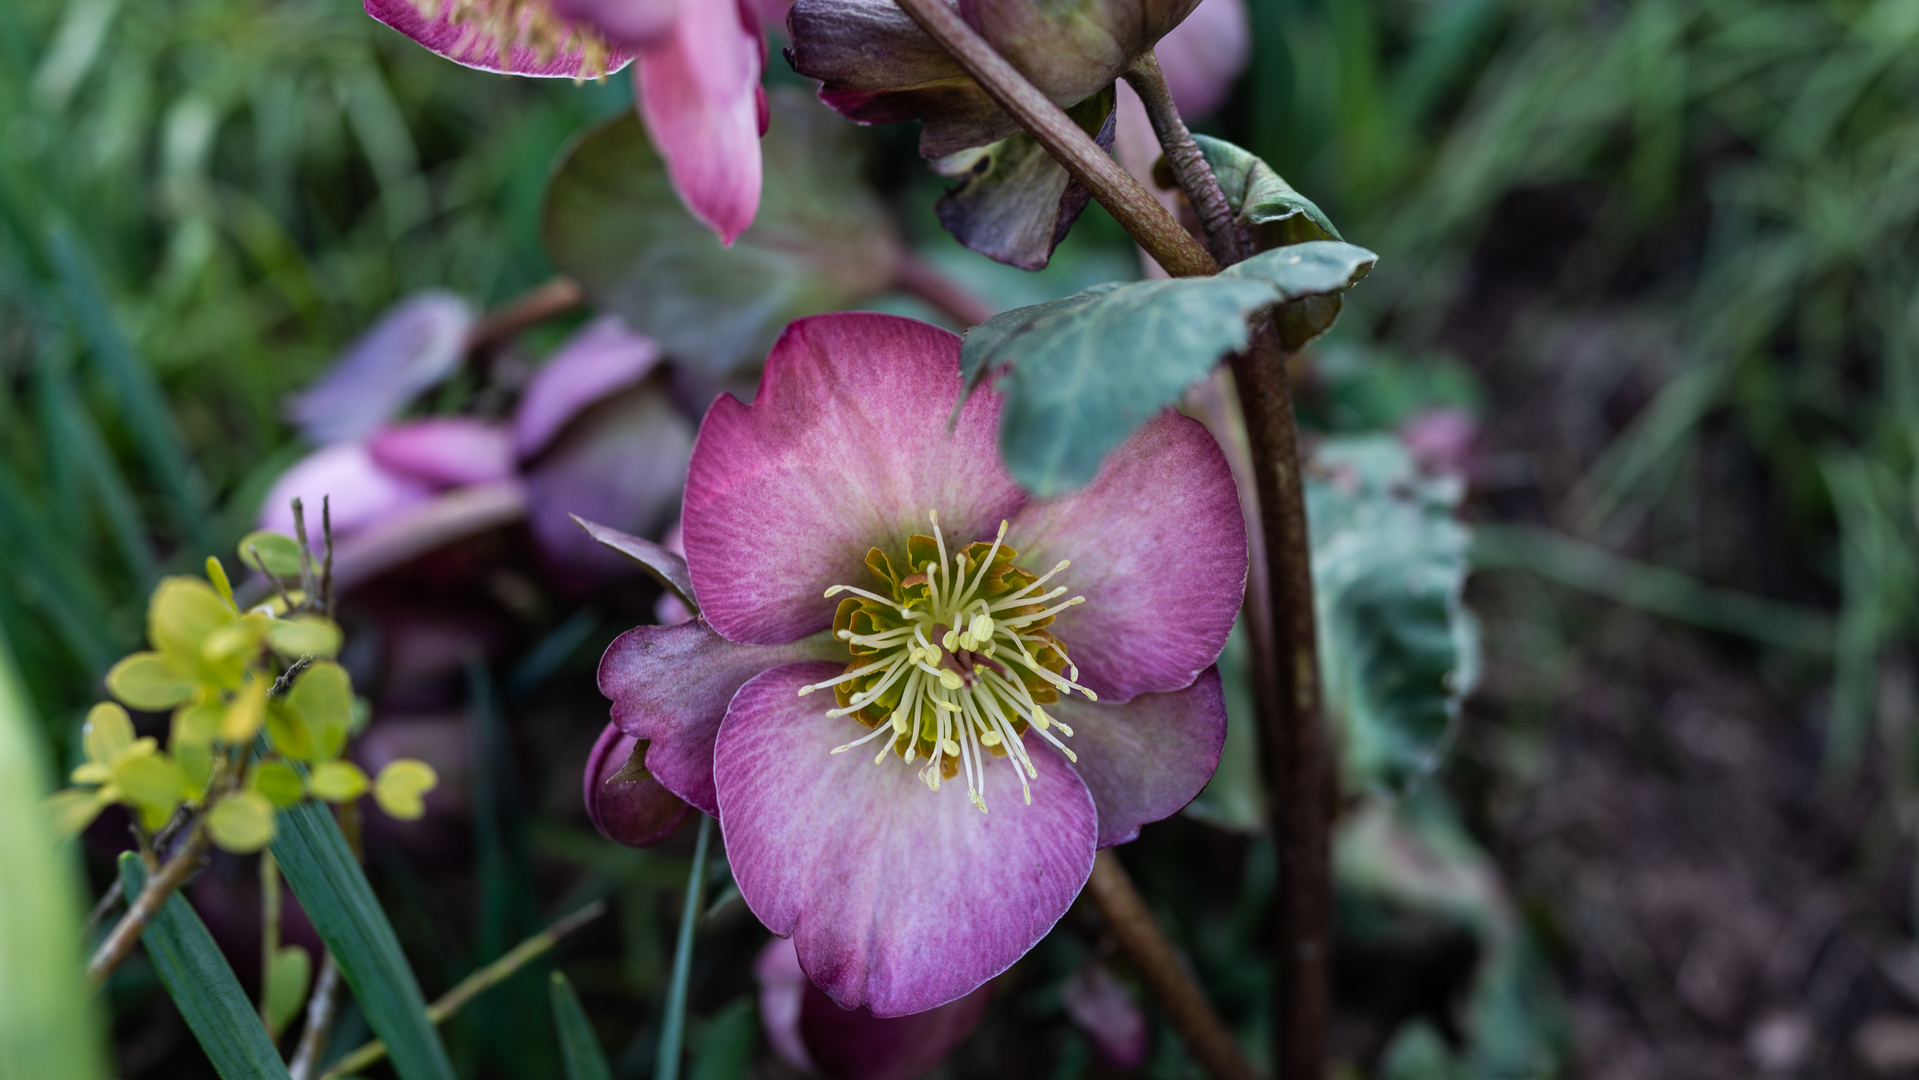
<box><xmin>47</xmin><ymin>536</ymin><xmax>439</xmax><ymax>853</ymax></box>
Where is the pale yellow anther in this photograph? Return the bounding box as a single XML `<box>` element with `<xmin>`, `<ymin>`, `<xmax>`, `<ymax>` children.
<box><xmin>935</xmin><ymin>698</ymin><xmax>961</xmax><ymax>712</ymax></box>
<box><xmin>891</xmin><ymin>712</ymin><xmax>909</xmax><ymax>733</ymax></box>
<box><xmin>1032</xmin><ymin>708</ymin><xmax>1051</xmax><ymax>731</ymax></box>
<box><xmin>941</xmin><ymin>738</ymin><xmax>962</xmax><ymax>757</ymax></box>
<box><xmin>970</xmin><ymin>792</ymin><xmax>988</xmax><ymax>814</ymax></box>
<box><xmin>937</xmin><ymin>670</ymin><xmax>963</xmax><ymax>691</ymax></box>
<box><xmin>941</xmin><ymin>629</ymin><xmax>959</xmax><ymax>651</ymax></box>
<box><xmin>824</xmin><ymin>585</ymin><xmax>844</xmax><ymax>598</ymax></box>
<box><xmin>980</xmin><ymin>730</ymin><xmax>1002</xmax><ymax>746</ymax></box>
<box><xmin>797</xmin><ymin>685</ymin><xmax>816</xmax><ymax>697</ymax></box>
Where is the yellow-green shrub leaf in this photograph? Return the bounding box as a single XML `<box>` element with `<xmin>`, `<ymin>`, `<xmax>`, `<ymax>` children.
<box><xmin>223</xmin><ymin>677</ymin><xmax>268</xmax><ymax>743</ymax></box>
<box><xmin>265</xmin><ymin>945</ymin><xmax>312</xmax><ymax>1037</ymax></box>
<box><xmin>238</xmin><ymin>531</ymin><xmax>303</xmax><ymax>578</ymax></box>
<box><xmin>150</xmin><ymin>577</ymin><xmax>231</xmax><ymax>657</ymax></box>
<box><xmin>175</xmin><ymin>741</ymin><xmax>213</xmax><ymax>801</ymax></box>
<box><xmin>202</xmin><ymin>613</ymin><xmax>269</xmax><ymax>667</ymax></box>
<box><xmin>207</xmin><ymin>792</ymin><xmax>276</xmax><ymax>853</ymax></box>
<box><xmin>113</xmin><ymin>753</ymin><xmax>185</xmax><ymax>814</ymax></box>
<box><xmin>308</xmin><ymin>760</ymin><xmax>369</xmax><ymax>803</ymax></box>
<box><xmin>266</xmin><ymin>617</ymin><xmax>342</xmax><ymax>660</ymax></box>
<box><xmin>105</xmin><ymin>653</ymin><xmax>194</xmax><ymax>711</ymax></box>
<box><xmin>204</xmin><ymin>556</ymin><xmax>237</xmax><ymax>609</ymax></box>
<box><xmin>287</xmin><ymin>662</ymin><xmax>352</xmax><ymax>762</ymax></box>
<box><xmin>45</xmin><ymin>788</ymin><xmax>105</xmax><ymax>838</ymax></box>
<box><xmin>171</xmin><ymin>701</ymin><xmax>222</xmax><ymax>747</ymax></box>
<box><xmin>82</xmin><ymin>703</ymin><xmax>134</xmax><ymax>764</ymax></box>
<box><xmin>250</xmin><ymin>762</ymin><xmax>305</xmax><ymax>808</ymax></box>
<box><xmin>373</xmin><ymin>760</ymin><xmax>439</xmax><ymax>820</ymax></box>
<box><xmin>264</xmin><ymin>701</ymin><xmax>313</xmax><ymax>761</ymax></box>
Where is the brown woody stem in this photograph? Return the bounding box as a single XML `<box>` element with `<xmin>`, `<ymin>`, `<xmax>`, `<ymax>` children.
<box><xmin>1121</xmin><ymin>54</ymin><xmax>1248</xmax><ymax>266</ymax></box>
<box><xmin>463</xmin><ymin>276</ymin><xmax>585</xmax><ymax>354</ymax></box>
<box><xmin>288</xmin><ymin>950</ymin><xmax>344</xmax><ymax>1080</ymax></box>
<box><xmin>1087</xmin><ymin>852</ymin><xmax>1260</xmax><ymax>1080</ymax></box>
<box><xmin>891</xmin><ymin>0</ymin><xmax>1218</xmax><ymax>280</ymax></box>
<box><xmin>85</xmin><ymin>825</ymin><xmax>211</xmax><ymax>987</ymax></box>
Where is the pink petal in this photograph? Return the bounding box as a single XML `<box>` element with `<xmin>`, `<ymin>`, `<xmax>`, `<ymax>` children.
<box><xmin>514</xmin><ymin>315</ymin><xmax>664</xmax><ymax>458</ymax></box>
<box><xmin>363</xmin><ymin>0</ymin><xmax>639</xmax><ymax>77</ymax></box>
<box><xmin>1051</xmin><ymin>669</ymin><xmax>1225</xmax><ymax>848</ymax></box>
<box><xmin>524</xmin><ymin>388</ymin><xmax>695</xmax><ymax>583</ymax></box>
<box><xmin>370</xmin><ymin>418</ymin><xmax>517</xmax><ymax>488</ymax></box>
<box><xmin>716</xmin><ymin>662</ymin><xmax>1097</xmax><ymax>1016</ymax></box>
<box><xmin>1155</xmin><ymin>0</ymin><xmax>1250</xmax><ymax>119</ymax></box>
<box><xmin>1398</xmin><ymin>407</ymin><xmax>1478</xmax><ymax>479</ymax></box>
<box><xmin>682</xmin><ymin>313</ymin><xmax>1027</xmax><ymax>646</ymax></box>
<box><xmin>1005</xmin><ymin>410</ymin><xmax>1245</xmax><ymax>702</ymax></box>
<box><xmin>635</xmin><ymin>0</ymin><xmax>766</xmax><ymax>244</ymax></box>
<box><xmin>751</xmin><ymin>934</ymin><xmax>994</xmax><ymax>1080</ymax></box>
<box><xmin>287</xmin><ymin>292</ymin><xmax>475</xmax><ymax>444</ymax></box>
<box><xmin>583</xmin><ymin>723</ymin><xmax>695</xmax><ymax>847</ymax></box>
<box><xmin>1062</xmin><ymin>962</ymin><xmax>1148</xmax><ymax>1067</ymax></box>
<box><xmin>259</xmin><ymin>443</ymin><xmax>434</xmax><ymax>538</ymax></box>
<box><xmin>550</xmin><ymin>0</ymin><xmax>680</xmax><ymax>48</ymax></box>
<box><xmin>598</xmin><ymin>621</ymin><xmax>842</xmax><ymax>813</ymax></box>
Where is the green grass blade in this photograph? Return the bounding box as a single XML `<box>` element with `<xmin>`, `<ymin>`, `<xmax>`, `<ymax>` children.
<box><xmin>271</xmin><ymin>802</ymin><xmax>456</xmax><ymax>1080</ymax></box>
<box><xmin>0</xmin><ymin>624</ymin><xmax>108</xmax><ymax>1080</ymax></box>
<box><xmin>45</xmin><ymin>220</ymin><xmax>213</xmax><ymax>552</ymax></box>
<box><xmin>116</xmin><ymin>853</ymin><xmax>292</xmax><ymax>1079</ymax></box>
<box><xmin>549</xmin><ymin>973</ymin><xmax>614</xmax><ymax>1080</ymax></box>
<box><xmin>657</xmin><ymin>814</ymin><xmax>712</xmax><ymax>1080</ymax></box>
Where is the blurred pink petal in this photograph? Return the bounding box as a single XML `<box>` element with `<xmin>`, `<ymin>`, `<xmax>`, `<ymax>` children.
<box><xmin>1155</xmin><ymin>0</ymin><xmax>1249</xmax><ymax>119</ymax></box>
<box><xmin>525</xmin><ymin>388</ymin><xmax>695</xmax><ymax>583</ymax></box>
<box><xmin>514</xmin><ymin>316</ymin><xmax>665</xmax><ymax>458</ymax></box>
<box><xmin>754</xmin><ymin>937</ymin><xmax>993</xmax><ymax>1080</ymax></box>
<box><xmin>635</xmin><ymin>0</ymin><xmax>766</xmax><ymax>245</ymax></box>
<box><xmin>364</xmin><ymin>0</ymin><xmax>640</xmax><ymax>77</ymax></box>
<box><xmin>1063</xmin><ymin>962</ymin><xmax>1148</xmax><ymax>1068</ymax></box>
<box><xmin>1399</xmin><ymin>407</ymin><xmax>1479</xmax><ymax>478</ymax></box>
<box><xmin>551</xmin><ymin>0</ymin><xmax>680</xmax><ymax>48</ymax></box>
<box><xmin>287</xmin><ymin>292</ymin><xmax>475</xmax><ymax>444</ymax></box>
<box><xmin>371</xmin><ymin>418</ymin><xmax>517</xmax><ymax>488</ymax></box>
<box><xmin>260</xmin><ymin>443</ymin><xmax>434</xmax><ymax>538</ymax></box>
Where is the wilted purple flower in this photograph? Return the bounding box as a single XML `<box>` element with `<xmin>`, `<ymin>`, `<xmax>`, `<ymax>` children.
<box><xmin>599</xmin><ymin>312</ymin><xmax>1243</xmax><ymax>1015</ymax></box>
<box><xmin>755</xmin><ymin>936</ymin><xmax>992</xmax><ymax>1080</ymax></box>
<box><xmin>364</xmin><ymin>0</ymin><xmax>768</xmax><ymax>243</ymax></box>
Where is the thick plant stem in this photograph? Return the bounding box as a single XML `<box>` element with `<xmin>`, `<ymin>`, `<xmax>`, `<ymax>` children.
<box><xmin>1087</xmin><ymin>852</ymin><xmax>1260</xmax><ymax>1080</ymax></box>
<box><xmin>288</xmin><ymin>952</ymin><xmax>343</xmax><ymax>1080</ymax></box>
<box><xmin>85</xmin><ymin>825</ymin><xmax>210</xmax><ymax>987</ymax></box>
<box><xmin>1121</xmin><ymin>54</ymin><xmax>1247</xmax><ymax>266</ymax></box>
<box><xmin>1228</xmin><ymin>333</ymin><xmax>1328</xmax><ymax>1080</ymax></box>
<box><xmin>891</xmin><ymin>0</ymin><xmax>1218</xmax><ymax>280</ymax></box>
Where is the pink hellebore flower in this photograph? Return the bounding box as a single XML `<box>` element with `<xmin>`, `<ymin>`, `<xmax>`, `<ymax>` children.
<box><xmin>755</xmin><ymin>936</ymin><xmax>992</xmax><ymax>1080</ymax></box>
<box><xmin>364</xmin><ymin>0</ymin><xmax>768</xmax><ymax>243</ymax></box>
<box><xmin>597</xmin><ymin>312</ymin><xmax>1244</xmax><ymax>1015</ymax></box>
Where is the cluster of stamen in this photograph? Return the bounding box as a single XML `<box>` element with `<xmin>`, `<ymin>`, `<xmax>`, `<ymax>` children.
<box><xmin>410</xmin><ymin>0</ymin><xmax>616</xmax><ymax>79</ymax></box>
<box><xmin>799</xmin><ymin>511</ymin><xmax>1095</xmax><ymax>815</ymax></box>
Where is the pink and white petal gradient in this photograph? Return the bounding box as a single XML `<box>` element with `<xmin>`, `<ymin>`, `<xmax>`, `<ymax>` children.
<box><xmin>1007</xmin><ymin>411</ymin><xmax>1245</xmax><ymax>702</ymax></box>
<box><xmin>636</xmin><ymin>0</ymin><xmax>767</xmax><ymax>245</ymax></box>
<box><xmin>260</xmin><ymin>442</ymin><xmax>433</xmax><ymax>538</ymax></box>
<box><xmin>514</xmin><ymin>315</ymin><xmax>664</xmax><ymax>459</ymax></box>
<box><xmin>717</xmin><ymin>662</ymin><xmax>1097</xmax><ymax>1016</ymax></box>
<box><xmin>1046</xmin><ymin>668</ymin><xmax>1226</xmax><ymax>848</ymax></box>
<box><xmin>370</xmin><ymin>418</ymin><xmax>517</xmax><ymax>488</ymax></box>
<box><xmin>1155</xmin><ymin>0</ymin><xmax>1250</xmax><ymax>119</ymax></box>
<box><xmin>599</xmin><ymin>621</ymin><xmax>842</xmax><ymax>813</ymax></box>
<box><xmin>756</xmin><ymin>937</ymin><xmax>993</xmax><ymax>1080</ymax></box>
<box><xmin>363</xmin><ymin>0</ymin><xmax>640</xmax><ymax>77</ymax></box>
<box><xmin>682</xmin><ymin>314</ymin><xmax>1027</xmax><ymax>647</ymax></box>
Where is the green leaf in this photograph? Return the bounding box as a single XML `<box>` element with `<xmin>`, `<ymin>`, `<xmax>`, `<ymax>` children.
<box><xmin>272</xmin><ymin>799</ymin><xmax>456</xmax><ymax>1080</ymax></box>
<box><xmin>658</xmin><ymin>815</ymin><xmax>713</xmax><ymax>1080</ymax></box>
<box><xmin>286</xmin><ymin>661</ymin><xmax>353</xmax><ymax>761</ymax></box>
<box><xmin>962</xmin><ymin>241</ymin><xmax>1376</xmax><ymax>495</ymax></box>
<box><xmin>113</xmin><ymin>752</ymin><xmax>187</xmax><ymax>814</ymax></box>
<box><xmin>207</xmin><ymin>791</ymin><xmax>277</xmax><ymax>853</ymax></box>
<box><xmin>309</xmin><ymin>759</ymin><xmax>369</xmax><ymax>802</ymax></box>
<box><xmin>251</xmin><ymin>761</ymin><xmax>306</xmax><ymax>807</ymax></box>
<box><xmin>549</xmin><ymin>972</ymin><xmax>614</xmax><ymax>1080</ymax></box>
<box><xmin>0</xmin><ymin>627</ymin><xmax>109</xmax><ymax>1080</ymax></box>
<box><xmin>238</xmin><ymin>530</ymin><xmax>304</xmax><ymax>579</ymax></box>
<box><xmin>543</xmin><ymin>89</ymin><xmax>899</xmax><ymax>374</ymax></box>
<box><xmin>115</xmin><ymin>852</ymin><xmax>292</xmax><ymax>1080</ymax></box>
<box><xmin>373</xmin><ymin>759</ymin><xmax>438</xmax><ymax>820</ymax></box>
<box><xmin>1307</xmin><ymin>436</ymin><xmax>1476</xmax><ymax>793</ymax></box>
<box><xmin>265</xmin><ymin>616</ymin><xmax>342</xmax><ymax>659</ymax></box>
<box><xmin>1189</xmin><ymin>135</ymin><xmax>1342</xmax><ymax>248</ymax></box>
<box><xmin>689</xmin><ymin>998</ymin><xmax>758</xmax><ymax>1080</ymax></box>
<box><xmin>82</xmin><ymin>701</ymin><xmax>134</xmax><ymax>763</ymax></box>
<box><xmin>106</xmin><ymin>652</ymin><xmax>196</xmax><ymax>711</ymax></box>
<box><xmin>265</xmin><ymin>945</ymin><xmax>313</xmax><ymax>1038</ymax></box>
<box><xmin>931</xmin><ymin>88</ymin><xmax>1115</xmax><ymax>271</ymax></box>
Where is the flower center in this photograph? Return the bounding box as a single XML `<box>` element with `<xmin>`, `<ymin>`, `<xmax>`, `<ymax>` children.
<box><xmin>411</xmin><ymin>0</ymin><xmax>617</xmax><ymax>78</ymax></box>
<box><xmin>799</xmin><ymin>510</ymin><xmax>1095</xmax><ymax>815</ymax></box>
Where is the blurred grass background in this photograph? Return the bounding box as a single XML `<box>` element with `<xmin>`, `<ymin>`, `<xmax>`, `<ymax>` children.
<box><xmin>4</xmin><ymin>0</ymin><xmax>1918</xmax><ymax>1074</ymax></box>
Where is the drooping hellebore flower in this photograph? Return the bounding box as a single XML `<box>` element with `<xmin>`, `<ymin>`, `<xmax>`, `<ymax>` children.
<box><xmin>364</xmin><ymin>0</ymin><xmax>768</xmax><ymax>242</ymax></box>
<box><xmin>597</xmin><ymin>312</ymin><xmax>1244</xmax><ymax>1015</ymax></box>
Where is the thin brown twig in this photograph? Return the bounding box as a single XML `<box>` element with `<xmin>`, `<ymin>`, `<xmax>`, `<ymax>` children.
<box><xmin>890</xmin><ymin>0</ymin><xmax>1218</xmax><ymax>280</ymax></box>
<box><xmin>1086</xmin><ymin>852</ymin><xmax>1260</xmax><ymax>1080</ymax></box>
<box><xmin>315</xmin><ymin>900</ymin><xmax>607</xmax><ymax>1080</ymax></box>
<box><xmin>291</xmin><ymin>498</ymin><xmax>317</xmax><ymax>608</ymax></box>
<box><xmin>320</xmin><ymin>496</ymin><xmax>335</xmax><ymax>619</ymax></box>
<box><xmin>83</xmin><ymin>879</ymin><xmax>124</xmax><ymax>936</ymax></box>
<box><xmin>288</xmin><ymin>951</ymin><xmax>343</xmax><ymax>1080</ymax></box>
<box><xmin>893</xmin><ymin>253</ymin><xmax>998</xmax><ymax>327</ymax></box>
<box><xmin>85</xmin><ymin>825</ymin><xmax>211</xmax><ymax>987</ymax></box>
<box><xmin>463</xmin><ymin>277</ymin><xmax>586</xmax><ymax>354</ymax></box>
<box><xmin>1121</xmin><ymin>54</ymin><xmax>1247</xmax><ymax>266</ymax></box>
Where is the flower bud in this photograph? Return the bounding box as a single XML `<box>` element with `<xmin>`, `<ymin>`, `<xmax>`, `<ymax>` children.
<box><xmin>584</xmin><ymin>723</ymin><xmax>693</xmax><ymax>847</ymax></box>
<box><xmin>755</xmin><ymin>937</ymin><xmax>992</xmax><ymax>1080</ymax></box>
